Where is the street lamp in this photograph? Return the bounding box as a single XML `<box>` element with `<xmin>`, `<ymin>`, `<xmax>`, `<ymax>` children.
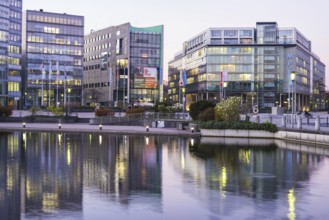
<box><xmin>223</xmin><ymin>82</ymin><xmax>228</xmax><ymax>99</ymax></box>
<box><xmin>68</xmin><ymin>88</ymin><xmax>72</xmax><ymax>115</ymax></box>
<box><xmin>182</xmin><ymin>87</ymin><xmax>186</xmax><ymax>112</ymax></box>
<box><xmin>290</xmin><ymin>72</ymin><xmax>296</xmax><ymax>128</ymax></box>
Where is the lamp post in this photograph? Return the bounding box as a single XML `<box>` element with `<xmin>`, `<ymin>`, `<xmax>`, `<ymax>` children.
<box><xmin>182</xmin><ymin>87</ymin><xmax>186</xmax><ymax>112</ymax></box>
<box><xmin>67</xmin><ymin>88</ymin><xmax>71</xmax><ymax>116</ymax></box>
<box><xmin>223</xmin><ymin>82</ymin><xmax>228</xmax><ymax>100</ymax></box>
<box><xmin>290</xmin><ymin>72</ymin><xmax>296</xmax><ymax>128</ymax></box>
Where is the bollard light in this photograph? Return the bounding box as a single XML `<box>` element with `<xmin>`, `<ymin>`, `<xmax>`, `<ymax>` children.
<box><xmin>58</xmin><ymin>123</ymin><xmax>61</xmax><ymax>129</ymax></box>
<box><xmin>146</xmin><ymin>125</ymin><xmax>149</xmax><ymax>132</ymax></box>
<box><xmin>22</xmin><ymin>122</ymin><xmax>26</xmax><ymax>128</ymax></box>
<box><xmin>99</xmin><ymin>124</ymin><xmax>102</xmax><ymax>130</ymax></box>
<box><xmin>191</xmin><ymin>127</ymin><xmax>194</xmax><ymax>133</ymax></box>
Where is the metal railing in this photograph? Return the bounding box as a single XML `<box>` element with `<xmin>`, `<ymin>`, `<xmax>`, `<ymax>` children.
<box><xmin>91</xmin><ymin>112</ymin><xmax>192</xmax><ymax>125</ymax></box>
<box><xmin>244</xmin><ymin>114</ymin><xmax>329</xmax><ymax>131</ymax></box>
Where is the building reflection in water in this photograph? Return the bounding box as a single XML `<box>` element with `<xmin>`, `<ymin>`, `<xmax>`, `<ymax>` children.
<box><xmin>166</xmin><ymin>137</ymin><xmax>325</xmax><ymax>218</ymax></box>
<box><xmin>0</xmin><ymin>132</ymin><xmax>327</xmax><ymax>219</ymax></box>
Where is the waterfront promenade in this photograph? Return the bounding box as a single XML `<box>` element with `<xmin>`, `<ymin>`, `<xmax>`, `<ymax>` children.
<box><xmin>1</xmin><ymin>110</ymin><xmax>329</xmax><ymax>136</ymax></box>
<box><xmin>0</xmin><ymin>110</ymin><xmax>197</xmax><ymax>136</ymax></box>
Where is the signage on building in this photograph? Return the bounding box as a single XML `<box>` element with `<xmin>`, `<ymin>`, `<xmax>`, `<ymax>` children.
<box><xmin>287</xmin><ymin>53</ymin><xmax>294</xmax><ymax>72</ymax></box>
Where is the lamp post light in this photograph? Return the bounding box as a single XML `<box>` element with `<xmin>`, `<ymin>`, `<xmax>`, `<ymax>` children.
<box><xmin>290</xmin><ymin>72</ymin><xmax>296</xmax><ymax>128</ymax></box>
<box><xmin>223</xmin><ymin>82</ymin><xmax>228</xmax><ymax>100</ymax></box>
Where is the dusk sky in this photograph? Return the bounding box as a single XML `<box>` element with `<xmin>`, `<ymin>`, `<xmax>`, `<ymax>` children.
<box><xmin>24</xmin><ymin>0</ymin><xmax>329</xmax><ymax>87</ymax></box>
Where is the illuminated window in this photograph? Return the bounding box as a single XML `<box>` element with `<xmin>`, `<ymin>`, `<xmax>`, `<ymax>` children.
<box><xmin>8</xmin><ymin>82</ymin><xmax>19</xmax><ymax>92</ymax></box>
<box><xmin>239</xmin><ymin>74</ymin><xmax>251</xmax><ymax>81</ymax></box>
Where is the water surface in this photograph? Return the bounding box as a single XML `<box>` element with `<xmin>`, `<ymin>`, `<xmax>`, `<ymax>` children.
<box><xmin>0</xmin><ymin>132</ymin><xmax>328</xmax><ymax>220</ymax></box>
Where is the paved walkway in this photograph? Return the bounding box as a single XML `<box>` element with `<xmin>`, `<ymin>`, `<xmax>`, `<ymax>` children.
<box><xmin>3</xmin><ymin>110</ymin><xmax>329</xmax><ymax>135</ymax></box>
<box><xmin>0</xmin><ymin>122</ymin><xmax>199</xmax><ymax>136</ymax></box>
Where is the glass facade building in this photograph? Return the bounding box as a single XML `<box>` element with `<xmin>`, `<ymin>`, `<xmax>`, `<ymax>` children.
<box><xmin>0</xmin><ymin>0</ymin><xmax>22</xmax><ymax>109</ymax></box>
<box><xmin>22</xmin><ymin>10</ymin><xmax>84</xmax><ymax>108</ymax></box>
<box><xmin>83</xmin><ymin>23</ymin><xmax>163</xmax><ymax>107</ymax></box>
<box><xmin>168</xmin><ymin>22</ymin><xmax>326</xmax><ymax>112</ymax></box>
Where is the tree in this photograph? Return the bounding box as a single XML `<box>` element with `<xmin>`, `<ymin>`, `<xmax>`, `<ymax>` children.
<box><xmin>215</xmin><ymin>96</ymin><xmax>243</xmax><ymax>122</ymax></box>
<box><xmin>84</xmin><ymin>89</ymin><xmax>104</xmax><ymax>106</ymax></box>
<box><xmin>189</xmin><ymin>100</ymin><xmax>215</xmax><ymax>121</ymax></box>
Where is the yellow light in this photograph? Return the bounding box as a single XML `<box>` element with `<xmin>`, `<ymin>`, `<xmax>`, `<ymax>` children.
<box><xmin>99</xmin><ymin>135</ymin><xmax>102</xmax><ymax>145</ymax></box>
<box><xmin>66</xmin><ymin>144</ymin><xmax>71</xmax><ymax>166</ymax></box>
<box><xmin>223</xmin><ymin>82</ymin><xmax>228</xmax><ymax>88</ymax></box>
<box><xmin>290</xmin><ymin>72</ymin><xmax>296</xmax><ymax>81</ymax></box>
<box><xmin>58</xmin><ymin>134</ymin><xmax>62</xmax><ymax>144</ymax></box>
<box><xmin>181</xmin><ymin>149</ymin><xmax>185</xmax><ymax>169</ymax></box>
<box><xmin>287</xmin><ymin>188</ymin><xmax>296</xmax><ymax>220</ymax></box>
<box><xmin>42</xmin><ymin>193</ymin><xmax>59</xmax><ymax>213</ymax></box>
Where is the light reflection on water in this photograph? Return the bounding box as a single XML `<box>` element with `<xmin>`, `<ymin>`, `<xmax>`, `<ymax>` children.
<box><xmin>0</xmin><ymin>132</ymin><xmax>329</xmax><ymax>220</ymax></box>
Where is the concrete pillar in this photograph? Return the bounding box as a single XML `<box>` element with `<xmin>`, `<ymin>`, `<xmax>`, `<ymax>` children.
<box><xmin>256</xmin><ymin>115</ymin><xmax>260</xmax><ymax>124</ymax></box>
<box><xmin>269</xmin><ymin>116</ymin><xmax>272</xmax><ymax>123</ymax></box>
<box><xmin>315</xmin><ymin>116</ymin><xmax>320</xmax><ymax>131</ymax></box>
<box><xmin>282</xmin><ymin>115</ymin><xmax>286</xmax><ymax>128</ymax></box>
<box><xmin>297</xmin><ymin>116</ymin><xmax>302</xmax><ymax>129</ymax></box>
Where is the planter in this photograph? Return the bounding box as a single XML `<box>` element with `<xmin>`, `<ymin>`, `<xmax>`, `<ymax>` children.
<box><xmin>200</xmin><ymin>129</ymin><xmax>275</xmax><ymax>139</ymax></box>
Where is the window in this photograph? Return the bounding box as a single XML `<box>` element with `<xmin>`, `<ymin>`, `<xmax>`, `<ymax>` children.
<box><xmin>211</xmin><ymin>30</ymin><xmax>221</xmax><ymax>37</ymax></box>
<box><xmin>239</xmin><ymin>30</ymin><xmax>253</xmax><ymax>37</ymax></box>
<box><xmin>224</xmin><ymin>30</ymin><xmax>237</xmax><ymax>37</ymax></box>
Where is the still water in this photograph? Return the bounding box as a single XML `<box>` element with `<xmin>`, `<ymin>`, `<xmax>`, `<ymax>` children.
<box><xmin>1</xmin><ymin>131</ymin><xmax>329</xmax><ymax>220</ymax></box>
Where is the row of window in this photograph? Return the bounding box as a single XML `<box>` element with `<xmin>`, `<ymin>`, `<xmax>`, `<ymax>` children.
<box><xmin>0</xmin><ymin>0</ymin><xmax>22</xmax><ymax>8</ymax></box>
<box><xmin>207</xmin><ymin>47</ymin><xmax>253</xmax><ymax>55</ymax></box>
<box><xmin>211</xmin><ymin>29</ymin><xmax>253</xmax><ymax>37</ymax></box>
<box><xmin>27</xmin><ymin>33</ymin><xmax>83</xmax><ymax>46</ymax></box>
<box><xmin>207</xmin><ymin>55</ymin><xmax>253</xmax><ymax>64</ymax></box>
<box><xmin>83</xmin><ymin>82</ymin><xmax>109</xmax><ymax>89</ymax></box>
<box><xmin>85</xmin><ymin>42</ymin><xmax>111</xmax><ymax>53</ymax></box>
<box><xmin>27</xmin><ymin>43</ymin><xmax>83</xmax><ymax>56</ymax></box>
<box><xmin>0</xmin><ymin>55</ymin><xmax>19</xmax><ymax>64</ymax></box>
<box><xmin>27</xmin><ymin>13</ymin><xmax>83</xmax><ymax>26</ymax></box>
<box><xmin>131</xmin><ymin>33</ymin><xmax>161</xmax><ymax>45</ymax></box>
<box><xmin>85</xmin><ymin>30</ymin><xmax>121</xmax><ymax>44</ymax></box>
<box><xmin>27</xmin><ymin>23</ymin><xmax>84</xmax><ymax>36</ymax></box>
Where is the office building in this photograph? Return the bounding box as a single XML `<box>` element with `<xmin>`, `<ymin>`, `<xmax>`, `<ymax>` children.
<box><xmin>168</xmin><ymin>22</ymin><xmax>326</xmax><ymax>112</ymax></box>
<box><xmin>83</xmin><ymin>22</ymin><xmax>164</xmax><ymax>108</ymax></box>
<box><xmin>22</xmin><ymin>9</ymin><xmax>84</xmax><ymax>108</ymax></box>
<box><xmin>0</xmin><ymin>0</ymin><xmax>22</xmax><ymax>109</ymax></box>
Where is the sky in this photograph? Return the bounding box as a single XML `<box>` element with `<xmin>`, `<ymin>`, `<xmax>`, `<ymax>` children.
<box><xmin>24</xmin><ymin>0</ymin><xmax>329</xmax><ymax>87</ymax></box>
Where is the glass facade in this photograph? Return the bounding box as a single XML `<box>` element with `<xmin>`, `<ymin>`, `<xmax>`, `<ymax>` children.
<box><xmin>0</xmin><ymin>0</ymin><xmax>22</xmax><ymax>109</ymax></box>
<box><xmin>83</xmin><ymin>23</ymin><xmax>163</xmax><ymax>108</ymax></box>
<box><xmin>22</xmin><ymin>10</ymin><xmax>84</xmax><ymax>108</ymax></box>
<box><xmin>129</xmin><ymin>27</ymin><xmax>163</xmax><ymax>106</ymax></box>
<box><xmin>168</xmin><ymin>22</ymin><xmax>326</xmax><ymax>112</ymax></box>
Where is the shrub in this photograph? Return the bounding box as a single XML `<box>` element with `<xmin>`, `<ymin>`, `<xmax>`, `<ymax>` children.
<box><xmin>215</xmin><ymin>97</ymin><xmax>242</xmax><ymax>122</ymax></box>
<box><xmin>0</xmin><ymin>106</ymin><xmax>13</xmax><ymax>117</ymax></box>
<box><xmin>47</xmin><ymin>105</ymin><xmax>64</xmax><ymax>116</ymax></box>
<box><xmin>189</xmin><ymin>100</ymin><xmax>215</xmax><ymax>121</ymax></box>
<box><xmin>3</xmin><ymin>107</ymin><xmax>12</xmax><ymax>116</ymax></box>
<box><xmin>197</xmin><ymin>107</ymin><xmax>215</xmax><ymax>121</ymax></box>
<box><xmin>29</xmin><ymin>106</ymin><xmax>40</xmax><ymax>116</ymax></box>
<box><xmin>155</xmin><ymin>101</ymin><xmax>176</xmax><ymax>113</ymax></box>
<box><xmin>126</xmin><ymin>107</ymin><xmax>145</xmax><ymax>114</ymax></box>
<box><xmin>95</xmin><ymin>108</ymin><xmax>110</xmax><ymax>116</ymax></box>
<box><xmin>197</xmin><ymin>120</ymin><xmax>278</xmax><ymax>133</ymax></box>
